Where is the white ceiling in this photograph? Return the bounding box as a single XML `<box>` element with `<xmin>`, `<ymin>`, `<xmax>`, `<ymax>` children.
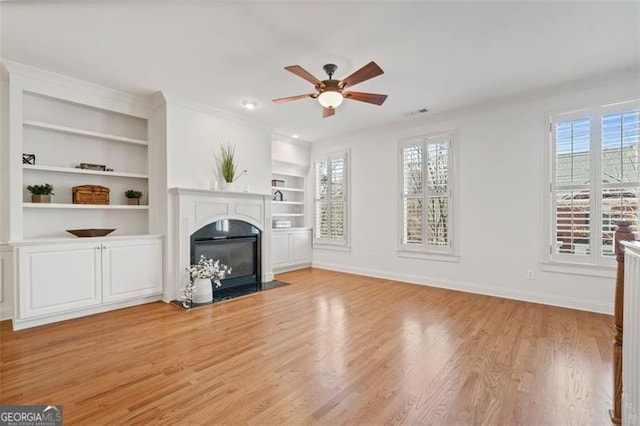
<box><xmin>1</xmin><ymin>1</ymin><xmax>639</xmax><ymax>142</ymax></box>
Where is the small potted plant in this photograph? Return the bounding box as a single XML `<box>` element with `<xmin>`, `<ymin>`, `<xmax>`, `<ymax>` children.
<box><xmin>124</xmin><ymin>189</ymin><xmax>143</xmax><ymax>205</ymax></box>
<box><xmin>216</xmin><ymin>143</ymin><xmax>238</xmax><ymax>190</ymax></box>
<box><xmin>27</xmin><ymin>183</ymin><xmax>54</xmax><ymax>203</ymax></box>
<box><xmin>178</xmin><ymin>255</ymin><xmax>232</xmax><ymax>307</ymax></box>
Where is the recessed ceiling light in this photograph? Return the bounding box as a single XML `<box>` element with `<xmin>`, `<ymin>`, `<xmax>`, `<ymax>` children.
<box><xmin>292</xmin><ymin>134</ymin><xmax>299</xmax><ymax>139</ymax></box>
<box><xmin>241</xmin><ymin>100</ymin><xmax>258</xmax><ymax>110</ymax></box>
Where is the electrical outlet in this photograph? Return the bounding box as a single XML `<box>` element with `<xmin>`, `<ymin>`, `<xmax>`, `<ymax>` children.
<box><xmin>526</xmin><ymin>269</ymin><xmax>535</xmax><ymax>280</ymax></box>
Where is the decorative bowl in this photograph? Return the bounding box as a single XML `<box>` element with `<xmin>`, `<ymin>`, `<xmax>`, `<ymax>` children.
<box><xmin>66</xmin><ymin>228</ymin><xmax>116</xmax><ymax>238</ymax></box>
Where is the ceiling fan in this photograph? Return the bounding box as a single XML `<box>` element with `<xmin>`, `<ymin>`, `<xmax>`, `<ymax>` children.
<box><xmin>273</xmin><ymin>61</ymin><xmax>388</xmax><ymax>118</ymax></box>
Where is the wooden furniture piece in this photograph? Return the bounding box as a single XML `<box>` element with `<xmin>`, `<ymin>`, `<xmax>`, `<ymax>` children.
<box><xmin>612</xmin><ymin>221</ymin><xmax>636</xmax><ymax>424</ymax></box>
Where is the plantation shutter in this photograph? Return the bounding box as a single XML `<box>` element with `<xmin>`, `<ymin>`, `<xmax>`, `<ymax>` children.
<box><xmin>314</xmin><ymin>152</ymin><xmax>348</xmax><ymax>245</ymax></box>
<box><xmin>426</xmin><ymin>137</ymin><xmax>450</xmax><ymax>248</ymax></box>
<box><xmin>329</xmin><ymin>157</ymin><xmax>345</xmax><ymax>240</ymax></box>
<box><xmin>600</xmin><ymin>109</ymin><xmax>640</xmax><ymax>256</ymax></box>
<box><xmin>400</xmin><ymin>134</ymin><xmax>453</xmax><ymax>253</ymax></box>
<box><xmin>315</xmin><ymin>161</ymin><xmax>329</xmax><ymax>240</ymax></box>
<box><xmin>552</xmin><ymin>116</ymin><xmax>592</xmax><ymax>257</ymax></box>
<box><xmin>402</xmin><ymin>144</ymin><xmax>423</xmax><ymax>245</ymax></box>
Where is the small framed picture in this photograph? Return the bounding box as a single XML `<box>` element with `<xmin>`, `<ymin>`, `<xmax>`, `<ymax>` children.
<box><xmin>80</xmin><ymin>163</ymin><xmax>106</xmax><ymax>171</ymax></box>
<box><xmin>22</xmin><ymin>154</ymin><xmax>36</xmax><ymax>165</ymax></box>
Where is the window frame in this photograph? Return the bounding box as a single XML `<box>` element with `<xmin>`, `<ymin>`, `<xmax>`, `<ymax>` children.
<box><xmin>312</xmin><ymin>150</ymin><xmax>350</xmax><ymax>249</ymax></box>
<box><xmin>543</xmin><ymin>99</ymin><xmax>640</xmax><ymax>272</ymax></box>
<box><xmin>398</xmin><ymin>131</ymin><xmax>458</xmax><ymax>261</ymax></box>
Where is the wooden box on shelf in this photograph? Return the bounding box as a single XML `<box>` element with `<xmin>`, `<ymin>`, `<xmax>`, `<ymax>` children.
<box><xmin>73</xmin><ymin>185</ymin><xmax>110</xmax><ymax>205</ymax></box>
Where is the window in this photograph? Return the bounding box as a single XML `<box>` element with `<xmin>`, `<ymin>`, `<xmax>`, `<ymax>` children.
<box><xmin>399</xmin><ymin>132</ymin><xmax>455</xmax><ymax>256</ymax></box>
<box><xmin>314</xmin><ymin>151</ymin><xmax>349</xmax><ymax>247</ymax></box>
<box><xmin>548</xmin><ymin>101</ymin><xmax>639</xmax><ymax>267</ymax></box>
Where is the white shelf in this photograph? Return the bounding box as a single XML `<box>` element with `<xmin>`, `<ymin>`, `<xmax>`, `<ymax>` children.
<box><xmin>272</xmin><ymin>227</ymin><xmax>312</xmax><ymax>232</ymax></box>
<box><xmin>271</xmin><ymin>186</ymin><xmax>304</xmax><ymax>192</ymax></box>
<box><xmin>272</xmin><ymin>201</ymin><xmax>304</xmax><ymax>205</ymax></box>
<box><xmin>272</xmin><ymin>213</ymin><xmax>304</xmax><ymax>217</ymax></box>
<box><xmin>23</xmin><ymin>164</ymin><xmax>148</xmax><ymax>179</ymax></box>
<box><xmin>23</xmin><ymin>203</ymin><xmax>149</xmax><ymax>210</ymax></box>
<box><xmin>23</xmin><ymin>120</ymin><xmax>148</xmax><ymax>146</ymax></box>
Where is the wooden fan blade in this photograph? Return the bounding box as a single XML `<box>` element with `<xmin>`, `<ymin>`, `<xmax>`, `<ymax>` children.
<box><xmin>272</xmin><ymin>93</ymin><xmax>317</xmax><ymax>104</ymax></box>
<box><xmin>284</xmin><ymin>65</ymin><xmax>322</xmax><ymax>86</ymax></box>
<box><xmin>323</xmin><ymin>107</ymin><xmax>335</xmax><ymax>118</ymax></box>
<box><xmin>343</xmin><ymin>91</ymin><xmax>388</xmax><ymax>105</ymax></box>
<box><xmin>340</xmin><ymin>61</ymin><xmax>384</xmax><ymax>88</ymax></box>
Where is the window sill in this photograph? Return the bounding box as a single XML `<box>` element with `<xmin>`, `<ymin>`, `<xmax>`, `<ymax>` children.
<box><xmin>540</xmin><ymin>261</ymin><xmax>615</xmax><ymax>278</ymax></box>
<box><xmin>397</xmin><ymin>250</ymin><xmax>460</xmax><ymax>263</ymax></box>
<box><xmin>313</xmin><ymin>242</ymin><xmax>351</xmax><ymax>252</ymax></box>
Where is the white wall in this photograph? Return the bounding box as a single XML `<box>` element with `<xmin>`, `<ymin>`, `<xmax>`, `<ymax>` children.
<box><xmin>165</xmin><ymin>101</ymin><xmax>271</xmax><ymax>193</ymax></box>
<box><xmin>312</xmin><ymin>77</ymin><xmax>640</xmax><ymax>314</ymax></box>
<box><xmin>163</xmin><ymin>96</ymin><xmax>273</xmax><ymax>300</ymax></box>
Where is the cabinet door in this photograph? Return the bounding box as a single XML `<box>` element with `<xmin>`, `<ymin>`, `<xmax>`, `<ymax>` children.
<box><xmin>18</xmin><ymin>243</ymin><xmax>102</xmax><ymax>319</ymax></box>
<box><xmin>271</xmin><ymin>232</ymin><xmax>291</xmax><ymax>268</ymax></box>
<box><xmin>291</xmin><ymin>230</ymin><xmax>312</xmax><ymax>263</ymax></box>
<box><xmin>102</xmin><ymin>239</ymin><xmax>163</xmax><ymax>303</ymax></box>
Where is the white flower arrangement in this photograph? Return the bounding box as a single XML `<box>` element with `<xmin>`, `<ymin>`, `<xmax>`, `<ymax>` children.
<box><xmin>178</xmin><ymin>255</ymin><xmax>232</xmax><ymax>306</ymax></box>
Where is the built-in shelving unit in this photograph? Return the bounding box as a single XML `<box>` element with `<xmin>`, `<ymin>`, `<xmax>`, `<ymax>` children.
<box><xmin>5</xmin><ymin>63</ymin><xmax>163</xmax><ymax>330</ymax></box>
<box><xmin>271</xmin><ymin>172</ymin><xmax>306</xmax><ymax>229</ymax></box>
<box><xmin>18</xmin><ymin>90</ymin><xmax>151</xmax><ymax>239</ymax></box>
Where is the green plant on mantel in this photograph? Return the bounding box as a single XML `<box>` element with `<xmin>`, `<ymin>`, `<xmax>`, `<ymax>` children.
<box><xmin>26</xmin><ymin>183</ymin><xmax>54</xmax><ymax>195</ymax></box>
<box><xmin>124</xmin><ymin>189</ymin><xmax>143</xmax><ymax>199</ymax></box>
<box><xmin>216</xmin><ymin>144</ymin><xmax>238</xmax><ymax>183</ymax></box>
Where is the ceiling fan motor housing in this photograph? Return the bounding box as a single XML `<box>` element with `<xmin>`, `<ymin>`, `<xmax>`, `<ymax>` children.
<box><xmin>323</xmin><ymin>63</ymin><xmax>338</xmax><ymax>78</ymax></box>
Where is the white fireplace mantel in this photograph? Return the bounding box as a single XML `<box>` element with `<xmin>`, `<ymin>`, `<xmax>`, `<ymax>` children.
<box><xmin>168</xmin><ymin>188</ymin><xmax>273</xmax><ymax>301</ymax></box>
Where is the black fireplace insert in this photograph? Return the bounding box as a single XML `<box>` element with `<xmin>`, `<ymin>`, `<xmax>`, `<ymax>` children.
<box><xmin>190</xmin><ymin>219</ymin><xmax>261</xmax><ymax>291</ymax></box>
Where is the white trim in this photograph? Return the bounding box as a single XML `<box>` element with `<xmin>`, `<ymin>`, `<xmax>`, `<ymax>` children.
<box><xmin>161</xmin><ymin>91</ymin><xmax>272</xmax><ymax>133</ymax></box>
<box><xmin>311</xmin><ymin>262</ymin><xmax>613</xmax><ymax>315</ymax></box>
<box><xmin>540</xmin><ymin>261</ymin><xmax>615</xmax><ymax>278</ymax></box>
<box><xmin>398</xmin><ymin>131</ymin><xmax>457</xmax><ymax>256</ymax></box>
<box><xmin>397</xmin><ymin>250</ymin><xmax>460</xmax><ymax>263</ymax></box>
<box><xmin>544</xmin><ymin>98</ymin><xmax>640</xmax><ymax>267</ymax></box>
<box><xmin>312</xmin><ymin>149</ymin><xmax>350</xmax><ymax>247</ymax></box>
<box><xmin>312</xmin><ymin>243</ymin><xmax>351</xmax><ymax>252</ymax></box>
<box><xmin>12</xmin><ymin>296</ymin><xmax>163</xmax><ymax>331</ymax></box>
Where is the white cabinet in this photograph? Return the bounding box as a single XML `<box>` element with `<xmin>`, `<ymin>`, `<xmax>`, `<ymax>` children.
<box><xmin>272</xmin><ymin>229</ymin><xmax>312</xmax><ymax>272</ymax></box>
<box><xmin>17</xmin><ymin>242</ymin><xmax>102</xmax><ymax>319</ymax></box>
<box><xmin>102</xmin><ymin>239</ymin><xmax>163</xmax><ymax>303</ymax></box>
<box><xmin>14</xmin><ymin>237</ymin><xmax>163</xmax><ymax>329</ymax></box>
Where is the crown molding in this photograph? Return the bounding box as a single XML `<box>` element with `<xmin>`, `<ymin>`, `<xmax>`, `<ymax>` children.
<box><xmin>271</xmin><ymin>132</ymin><xmax>311</xmax><ymax>147</ymax></box>
<box><xmin>160</xmin><ymin>91</ymin><xmax>273</xmax><ymax>133</ymax></box>
<box><xmin>0</xmin><ymin>58</ymin><xmax>153</xmax><ymax>112</ymax></box>
<box><xmin>317</xmin><ymin>65</ymin><xmax>640</xmax><ymax>145</ymax></box>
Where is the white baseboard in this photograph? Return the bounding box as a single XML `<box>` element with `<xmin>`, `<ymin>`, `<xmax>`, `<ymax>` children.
<box><xmin>312</xmin><ymin>261</ymin><xmax>613</xmax><ymax>315</ymax></box>
<box><xmin>273</xmin><ymin>262</ymin><xmax>311</xmax><ymax>275</ymax></box>
<box><xmin>12</xmin><ymin>295</ymin><xmax>163</xmax><ymax>330</ymax></box>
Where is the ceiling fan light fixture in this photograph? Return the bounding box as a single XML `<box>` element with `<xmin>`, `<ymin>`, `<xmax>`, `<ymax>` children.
<box><xmin>318</xmin><ymin>91</ymin><xmax>344</xmax><ymax>109</ymax></box>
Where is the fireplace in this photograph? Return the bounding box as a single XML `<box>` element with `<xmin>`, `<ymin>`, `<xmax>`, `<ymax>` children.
<box><xmin>169</xmin><ymin>187</ymin><xmax>273</xmax><ymax>302</ymax></box>
<box><xmin>191</xmin><ymin>219</ymin><xmax>261</xmax><ymax>290</ymax></box>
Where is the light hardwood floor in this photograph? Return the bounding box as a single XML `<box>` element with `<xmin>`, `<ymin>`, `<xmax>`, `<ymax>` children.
<box><xmin>0</xmin><ymin>268</ymin><xmax>613</xmax><ymax>424</ymax></box>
